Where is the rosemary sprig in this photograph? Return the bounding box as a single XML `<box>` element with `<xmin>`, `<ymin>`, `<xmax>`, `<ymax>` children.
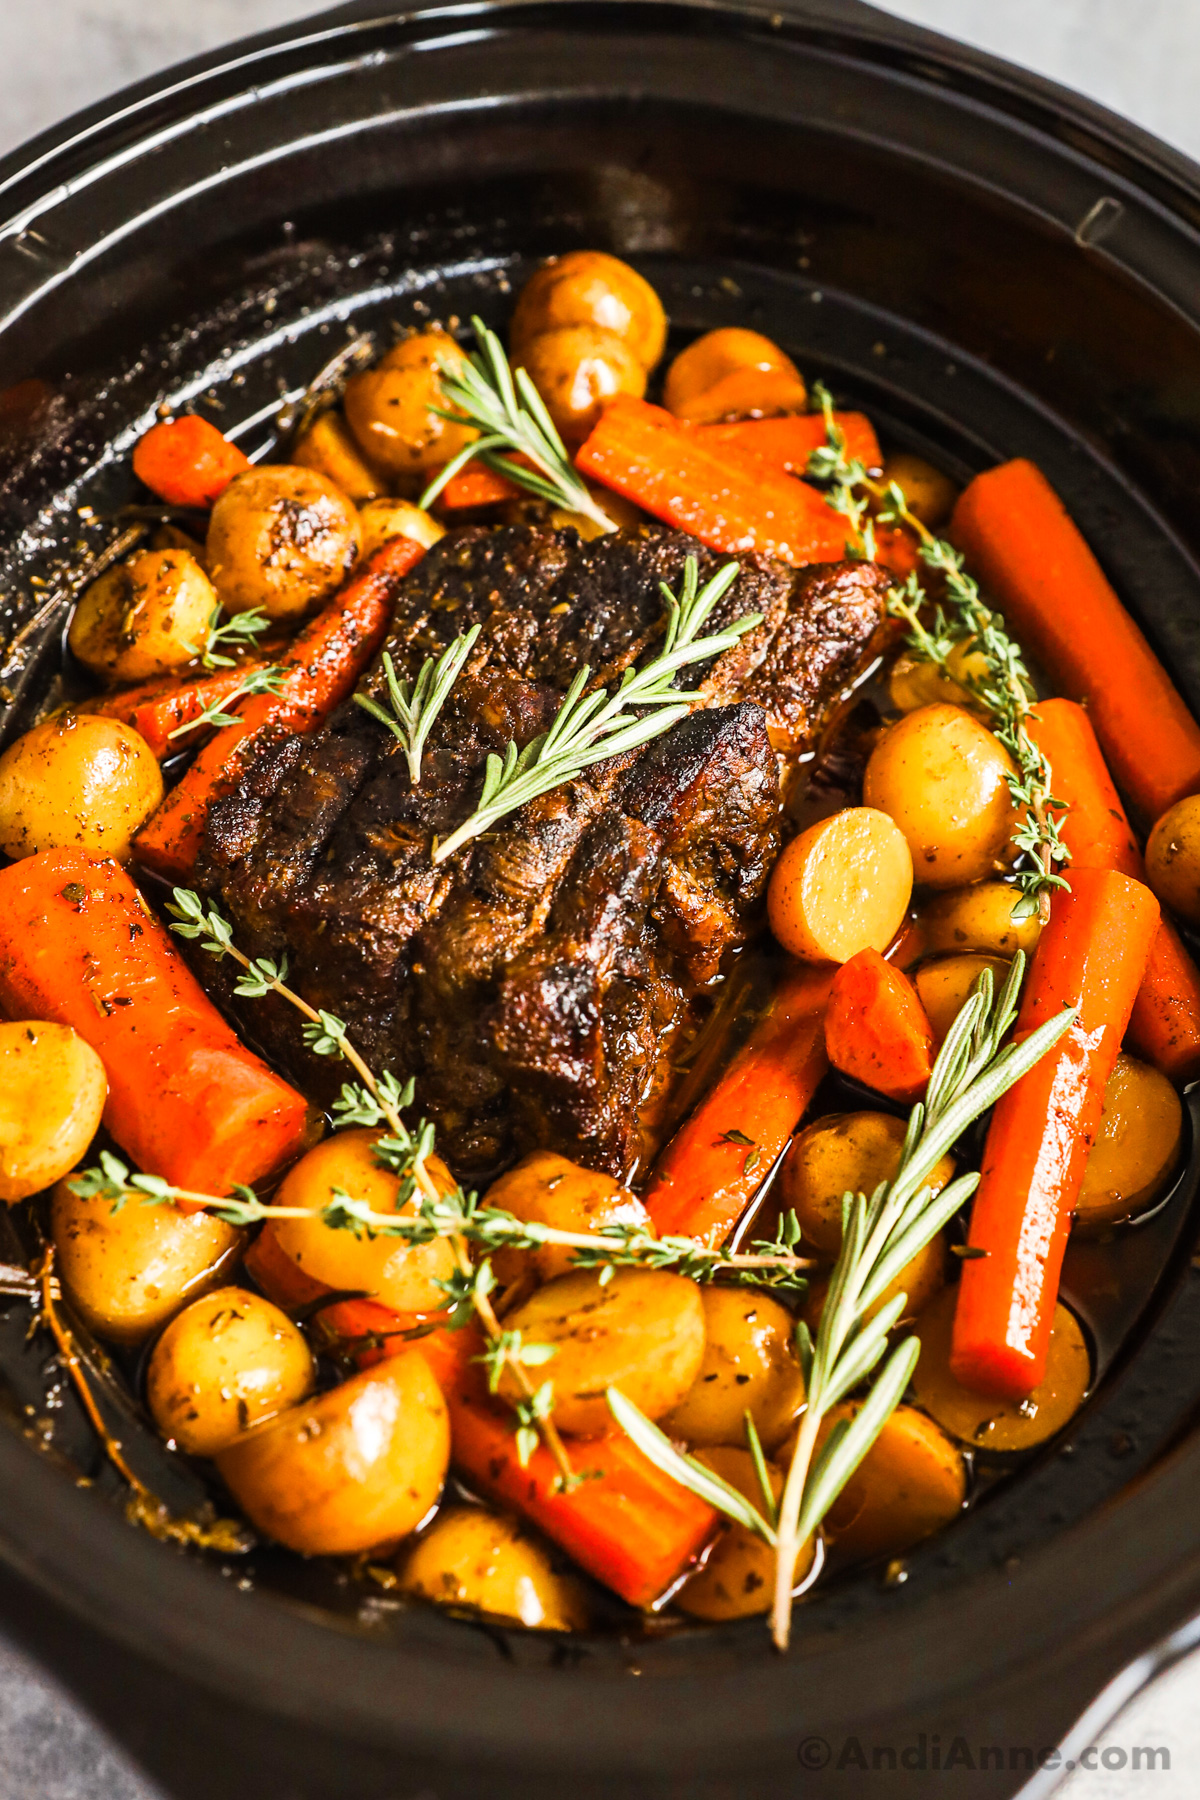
<box><xmin>417</xmin><ymin>315</ymin><xmax>617</xmax><ymax>534</ymax></box>
<box><xmin>354</xmin><ymin>625</ymin><xmax>481</xmax><ymax>784</ymax></box>
<box><xmin>167</xmin><ymin>663</ymin><xmax>286</xmax><ymax>738</ymax></box>
<box><xmin>184</xmin><ymin>605</ymin><xmax>271</xmax><ymax>670</ymax></box>
<box><xmin>432</xmin><ymin>557</ymin><xmax>761</xmax><ymax>864</ymax></box>
<box><xmin>807</xmin><ymin>384</ymin><xmax>1069</xmax><ymax>922</ymax></box>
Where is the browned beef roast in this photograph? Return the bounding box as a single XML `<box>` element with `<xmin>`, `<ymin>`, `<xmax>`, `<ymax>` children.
<box><xmin>198</xmin><ymin>523</ymin><xmax>887</xmax><ymax>1180</ymax></box>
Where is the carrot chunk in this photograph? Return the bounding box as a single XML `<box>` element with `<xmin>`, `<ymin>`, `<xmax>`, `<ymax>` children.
<box><xmin>824</xmin><ymin>948</ymin><xmax>935</xmax><ymax>1104</ymax></box>
<box><xmin>132</xmin><ymin>416</ymin><xmax>250</xmax><ymax>509</ymax></box>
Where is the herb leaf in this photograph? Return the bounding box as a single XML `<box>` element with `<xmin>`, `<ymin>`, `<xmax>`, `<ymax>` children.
<box><xmin>354</xmin><ymin>626</ymin><xmax>481</xmax><ymax>785</ymax></box>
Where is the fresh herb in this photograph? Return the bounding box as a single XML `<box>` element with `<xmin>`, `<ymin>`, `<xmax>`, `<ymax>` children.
<box><xmin>432</xmin><ymin>557</ymin><xmax>761</xmax><ymax>864</ymax></box>
<box><xmin>354</xmin><ymin>625</ymin><xmax>482</xmax><ymax>784</ymax></box>
<box><xmin>185</xmin><ymin>604</ymin><xmax>271</xmax><ymax>670</ymax></box>
<box><xmin>807</xmin><ymin>384</ymin><xmax>1069</xmax><ymax>922</ymax></box>
<box><xmin>167</xmin><ymin>663</ymin><xmax>286</xmax><ymax>738</ymax></box>
<box><xmin>417</xmin><ymin>316</ymin><xmax>617</xmax><ymax>534</ymax></box>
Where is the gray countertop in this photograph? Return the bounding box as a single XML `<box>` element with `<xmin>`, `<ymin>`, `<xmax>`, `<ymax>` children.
<box><xmin>2</xmin><ymin>2</ymin><xmax>1200</xmax><ymax>1794</ymax></box>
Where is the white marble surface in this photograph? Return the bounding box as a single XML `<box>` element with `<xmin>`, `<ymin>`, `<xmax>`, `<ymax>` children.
<box><xmin>2</xmin><ymin>1</ymin><xmax>1200</xmax><ymax>1796</ymax></box>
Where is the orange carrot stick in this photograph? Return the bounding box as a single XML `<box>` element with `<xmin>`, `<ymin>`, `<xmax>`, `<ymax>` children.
<box><xmin>1030</xmin><ymin>697</ymin><xmax>1200</xmax><ymax>1083</ymax></box>
<box><xmin>576</xmin><ymin>397</ymin><xmax>850</xmax><ymax>568</ymax></box>
<box><xmin>645</xmin><ymin>964</ymin><xmax>833</xmax><ymax>1243</ymax></box>
<box><xmin>824</xmin><ymin>949</ymin><xmax>934</xmax><ymax>1104</ymax></box>
<box><xmin>85</xmin><ymin>661</ymin><xmax>274</xmax><ymax>759</ymax></box>
<box><xmin>132</xmin><ymin>416</ymin><xmax>250</xmax><ymax>509</ymax></box>
<box><xmin>0</xmin><ymin>849</ymin><xmax>310</xmax><ymax>1195</ymax></box>
<box><xmin>134</xmin><ymin>535</ymin><xmax>425</xmax><ymax>881</ymax></box>
<box><xmin>951</xmin><ymin>867</ymin><xmax>1160</xmax><ymax>1399</ymax></box>
<box><xmin>951</xmin><ymin>459</ymin><xmax>1200</xmax><ymax>822</ymax></box>
<box><xmin>431</xmin><ymin>464</ymin><xmax>520</xmax><ymax>510</ymax></box>
<box><xmin>693</xmin><ymin>411</ymin><xmax>881</xmax><ymax>476</ymax></box>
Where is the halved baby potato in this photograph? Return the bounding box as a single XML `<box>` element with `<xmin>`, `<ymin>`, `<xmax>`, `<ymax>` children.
<box><xmin>69</xmin><ymin>548</ymin><xmax>217</xmax><ymax>685</ymax></box>
<box><xmin>674</xmin><ymin>1447</ymin><xmax>814</xmax><ymax>1621</ymax></box>
<box><xmin>661</xmin><ymin>1285</ymin><xmax>805</xmax><ymax>1453</ymax></box>
<box><xmin>398</xmin><ymin>1505</ymin><xmax>589</xmax><ymax>1630</ymax></box>
<box><xmin>778</xmin><ymin>1111</ymin><xmax>955</xmax><ymax>1257</ymax></box>
<box><xmin>484</xmin><ymin>1151</ymin><xmax>650</xmax><ymax>1287</ymax></box>
<box><xmin>816</xmin><ymin>1402</ymin><xmax>966</xmax><ymax>1563</ymax></box>
<box><xmin>1076</xmin><ymin>1052</ymin><xmax>1183</xmax><ymax>1228</ymax></box>
<box><xmin>914</xmin><ymin>954</ymin><xmax>1012</xmax><ymax>1045</ymax></box>
<box><xmin>863</xmin><ymin>705</ymin><xmax>1017</xmax><ymax>890</ymax></box>
<box><xmin>767</xmin><ymin>807</ymin><xmax>913</xmax><ymax>963</ymax></box>
<box><xmin>0</xmin><ymin>1021</ymin><xmax>106</xmax><ymax>1203</ymax></box>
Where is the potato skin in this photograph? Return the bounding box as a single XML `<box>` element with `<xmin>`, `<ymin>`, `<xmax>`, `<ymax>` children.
<box><xmin>357</xmin><ymin>497</ymin><xmax>445</xmax><ymax>560</ymax></box>
<box><xmin>675</xmin><ymin>1447</ymin><xmax>813</xmax><ymax>1621</ymax></box>
<box><xmin>343</xmin><ymin>331</ymin><xmax>477</xmax><ymax>483</ymax></box>
<box><xmin>146</xmin><ymin>1286</ymin><xmax>315</xmax><ymax>1457</ymax></box>
<box><xmin>661</xmin><ymin>1286</ymin><xmax>805</xmax><ymax>1452</ymax></box>
<box><xmin>888</xmin><ymin>638</ymin><xmax>989</xmax><ymax>716</ymax></box>
<box><xmin>0</xmin><ymin>1022</ymin><xmax>107</xmax><ymax>1203</ymax></box>
<box><xmin>291</xmin><ymin>411</ymin><xmax>385</xmax><ymax>503</ymax></box>
<box><xmin>803</xmin><ymin>1234</ymin><xmax>946</xmax><ymax>1334</ymax></box>
<box><xmin>914</xmin><ymin>954</ymin><xmax>1011</xmax><ymax>1045</ymax></box>
<box><xmin>916</xmin><ymin>880</ymin><xmax>1042</xmax><ymax>960</ymax></box>
<box><xmin>767</xmin><ymin>807</ymin><xmax>913</xmax><ymax>963</ymax></box>
<box><xmin>51</xmin><ymin>1181</ymin><xmax>243</xmax><ymax>1345</ymax></box>
<box><xmin>205</xmin><ymin>464</ymin><xmax>361</xmax><ymax>620</ymax></box>
<box><xmin>511</xmin><ymin>251</ymin><xmax>668</xmax><ymax>372</ymax></box>
<box><xmin>69</xmin><ymin>549</ymin><xmax>217</xmax><ymax>685</ymax></box>
<box><xmin>269</xmin><ymin>1129</ymin><xmax>457</xmax><ymax>1315</ymax></box>
<box><xmin>497</xmin><ymin>1267</ymin><xmax>706</xmax><ymax>1436</ymax></box>
<box><xmin>912</xmin><ymin>1284</ymin><xmax>1089</xmax><ymax>1452</ymax></box>
<box><xmin>778</xmin><ymin>1111</ymin><xmax>955</xmax><ymax>1257</ymax></box>
<box><xmin>398</xmin><ymin>1505</ymin><xmax>589</xmax><ymax>1629</ymax></box>
<box><xmin>483</xmin><ymin>1151</ymin><xmax>650</xmax><ymax>1286</ymax></box>
<box><xmin>1146</xmin><ymin>794</ymin><xmax>1200</xmax><ymax>927</ymax></box>
<box><xmin>864</xmin><ymin>704</ymin><xmax>1017</xmax><ymax>889</ymax></box>
<box><xmin>663</xmin><ymin>328</ymin><xmax>802</xmax><ymax>418</ymax></box>
<box><xmin>0</xmin><ymin>714</ymin><xmax>163</xmax><ymax>863</ymax></box>
<box><xmin>818</xmin><ymin>1403</ymin><xmax>965</xmax><ymax>1563</ymax></box>
<box><xmin>878</xmin><ymin>452</ymin><xmax>958</xmax><ymax>529</ymax></box>
<box><xmin>1077</xmin><ymin>1052</ymin><xmax>1183</xmax><ymax>1227</ymax></box>
<box><xmin>216</xmin><ymin>1352</ymin><xmax>449</xmax><ymax>1555</ymax></box>
<box><xmin>519</xmin><ymin>325</ymin><xmax>646</xmax><ymax>445</ymax></box>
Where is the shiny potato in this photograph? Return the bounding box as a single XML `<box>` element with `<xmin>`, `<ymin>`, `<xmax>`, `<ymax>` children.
<box><xmin>661</xmin><ymin>1286</ymin><xmax>805</xmax><ymax>1452</ymax></box>
<box><xmin>675</xmin><ymin>1448</ymin><xmax>814</xmax><ymax>1621</ymax></box>
<box><xmin>497</xmin><ymin>1267</ymin><xmax>706</xmax><ymax>1436</ymax></box>
<box><xmin>206</xmin><ymin>464</ymin><xmax>361</xmax><ymax>621</ymax></box>
<box><xmin>912</xmin><ymin>1284</ymin><xmax>1090</xmax><ymax>1452</ymax></box>
<box><xmin>357</xmin><ymin>497</ymin><xmax>446</xmax><ymax>560</ymax></box>
<box><xmin>216</xmin><ymin>1351</ymin><xmax>449</xmax><ymax>1555</ymax></box>
<box><xmin>484</xmin><ymin>1151</ymin><xmax>650</xmax><ymax>1286</ymax></box>
<box><xmin>0</xmin><ymin>714</ymin><xmax>163</xmax><ymax>863</ymax></box>
<box><xmin>0</xmin><ymin>1022</ymin><xmax>106</xmax><ymax>1203</ymax></box>
<box><xmin>803</xmin><ymin>1233</ymin><xmax>946</xmax><ymax>1334</ymax></box>
<box><xmin>519</xmin><ymin>324</ymin><xmax>646</xmax><ymax>445</ymax></box>
<box><xmin>269</xmin><ymin>1129</ymin><xmax>457</xmax><ymax>1316</ymax></box>
<box><xmin>146</xmin><ymin>1286</ymin><xmax>315</xmax><ymax>1457</ymax></box>
<box><xmin>817</xmin><ymin>1403</ymin><xmax>965</xmax><ymax>1562</ymax></box>
<box><xmin>1146</xmin><ymin>795</ymin><xmax>1200</xmax><ymax>928</ymax></box>
<box><xmin>398</xmin><ymin>1505</ymin><xmax>589</xmax><ymax>1629</ymax></box>
<box><xmin>878</xmin><ymin>452</ymin><xmax>959</xmax><ymax>529</ymax></box>
<box><xmin>767</xmin><ymin>807</ymin><xmax>913</xmax><ymax>963</ymax></box>
<box><xmin>864</xmin><ymin>704</ymin><xmax>1017</xmax><ymax>889</ymax></box>
<box><xmin>510</xmin><ymin>251</ymin><xmax>668</xmax><ymax>372</ymax></box>
<box><xmin>291</xmin><ymin>410</ymin><xmax>385</xmax><ymax>502</ymax></box>
<box><xmin>914</xmin><ymin>954</ymin><xmax>1012</xmax><ymax>1045</ymax></box>
<box><xmin>663</xmin><ymin>328</ymin><xmax>805</xmax><ymax>420</ymax></box>
<box><xmin>69</xmin><ymin>548</ymin><xmax>217</xmax><ymax>685</ymax></box>
<box><xmin>778</xmin><ymin>1111</ymin><xmax>955</xmax><ymax>1257</ymax></box>
<box><xmin>1076</xmin><ymin>1052</ymin><xmax>1183</xmax><ymax>1228</ymax></box>
<box><xmin>51</xmin><ymin>1180</ymin><xmax>243</xmax><ymax>1345</ymax></box>
<box><xmin>888</xmin><ymin>637</ymin><xmax>989</xmax><ymax>716</ymax></box>
<box><xmin>342</xmin><ymin>331</ymin><xmax>477</xmax><ymax>484</ymax></box>
<box><xmin>915</xmin><ymin>880</ymin><xmax>1043</xmax><ymax>960</ymax></box>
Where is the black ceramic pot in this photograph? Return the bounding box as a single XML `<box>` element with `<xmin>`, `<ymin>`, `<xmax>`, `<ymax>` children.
<box><xmin>3</xmin><ymin>4</ymin><xmax>1200</xmax><ymax>1797</ymax></box>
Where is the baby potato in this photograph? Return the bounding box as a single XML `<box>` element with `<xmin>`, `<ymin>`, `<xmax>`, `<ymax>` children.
<box><xmin>817</xmin><ymin>1403</ymin><xmax>966</xmax><ymax>1562</ymax></box>
<box><xmin>675</xmin><ymin>1447</ymin><xmax>813</xmax><ymax>1621</ymax></box>
<box><xmin>1076</xmin><ymin>1052</ymin><xmax>1183</xmax><ymax>1228</ymax></box>
<box><xmin>69</xmin><ymin>548</ymin><xmax>217</xmax><ymax>685</ymax></box>
<box><xmin>269</xmin><ymin>1129</ymin><xmax>457</xmax><ymax>1315</ymax></box>
<box><xmin>217</xmin><ymin>1351</ymin><xmax>449</xmax><ymax>1555</ymax></box>
<box><xmin>0</xmin><ymin>1022</ymin><xmax>106</xmax><ymax>1203</ymax></box>
<box><xmin>51</xmin><ymin>1180</ymin><xmax>243</xmax><ymax>1345</ymax></box>
<box><xmin>291</xmin><ymin>410</ymin><xmax>384</xmax><ymax>503</ymax></box>
<box><xmin>146</xmin><ymin>1286</ymin><xmax>315</xmax><ymax>1457</ymax></box>
<box><xmin>864</xmin><ymin>704</ymin><xmax>1017</xmax><ymax>889</ymax></box>
<box><xmin>663</xmin><ymin>328</ymin><xmax>804</xmax><ymax>420</ymax></box>
<box><xmin>803</xmin><ymin>1233</ymin><xmax>946</xmax><ymax>1333</ymax></box>
<box><xmin>916</xmin><ymin>879</ymin><xmax>1043</xmax><ymax>960</ymax></box>
<box><xmin>888</xmin><ymin>638</ymin><xmax>989</xmax><ymax>716</ymax></box>
<box><xmin>206</xmin><ymin>465</ymin><xmax>361</xmax><ymax>621</ymax></box>
<box><xmin>519</xmin><ymin>325</ymin><xmax>646</xmax><ymax>445</ymax></box>
<box><xmin>484</xmin><ymin>1151</ymin><xmax>650</xmax><ymax>1287</ymax></box>
<box><xmin>778</xmin><ymin>1111</ymin><xmax>955</xmax><ymax>1257</ymax></box>
<box><xmin>1146</xmin><ymin>795</ymin><xmax>1200</xmax><ymax>928</ymax></box>
<box><xmin>497</xmin><ymin>1267</ymin><xmax>705</xmax><ymax>1436</ymax></box>
<box><xmin>398</xmin><ymin>1505</ymin><xmax>589</xmax><ymax>1629</ymax></box>
<box><xmin>357</xmin><ymin>497</ymin><xmax>445</xmax><ymax>560</ymax></box>
<box><xmin>767</xmin><ymin>807</ymin><xmax>913</xmax><ymax>963</ymax></box>
<box><xmin>343</xmin><ymin>331</ymin><xmax>477</xmax><ymax>483</ymax></box>
<box><xmin>0</xmin><ymin>714</ymin><xmax>163</xmax><ymax>863</ymax></box>
<box><xmin>914</xmin><ymin>954</ymin><xmax>1011</xmax><ymax>1045</ymax></box>
<box><xmin>912</xmin><ymin>1284</ymin><xmax>1090</xmax><ymax>1452</ymax></box>
<box><xmin>661</xmin><ymin>1286</ymin><xmax>805</xmax><ymax>1452</ymax></box>
<box><xmin>878</xmin><ymin>452</ymin><xmax>959</xmax><ymax>529</ymax></box>
<box><xmin>510</xmin><ymin>251</ymin><xmax>668</xmax><ymax>372</ymax></box>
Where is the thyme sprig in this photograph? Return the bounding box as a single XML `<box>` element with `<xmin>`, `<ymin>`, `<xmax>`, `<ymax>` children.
<box><xmin>354</xmin><ymin>625</ymin><xmax>482</xmax><ymax>785</ymax></box>
<box><xmin>167</xmin><ymin>663</ymin><xmax>286</xmax><ymax>739</ymax></box>
<box><xmin>185</xmin><ymin>604</ymin><xmax>271</xmax><ymax>671</ymax></box>
<box><xmin>432</xmin><ymin>557</ymin><xmax>761</xmax><ymax>864</ymax></box>
<box><xmin>807</xmin><ymin>384</ymin><xmax>1069</xmax><ymax>922</ymax></box>
<box><xmin>417</xmin><ymin>315</ymin><xmax>617</xmax><ymax>534</ymax></box>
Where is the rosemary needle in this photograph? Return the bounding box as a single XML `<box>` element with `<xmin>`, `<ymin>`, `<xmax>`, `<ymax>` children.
<box><xmin>354</xmin><ymin>624</ymin><xmax>482</xmax><ymax>785</ymax></box>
